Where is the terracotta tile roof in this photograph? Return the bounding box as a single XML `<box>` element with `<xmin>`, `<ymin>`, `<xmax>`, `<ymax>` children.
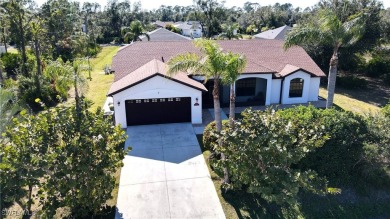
<box><xmin>112</xmin><ymin>40</ymin><xmax>326</xmax><ymax>82</ymax></box>
<box><xmin>108</xmin><ymin>59</ymin><xmax>207</xmax><ymax>96</ymax></box>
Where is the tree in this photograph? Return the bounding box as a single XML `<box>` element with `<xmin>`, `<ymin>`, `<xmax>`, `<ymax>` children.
<box><xmin>0</xmin><ymin>99</ymin><xmax>127</xmax><ymax>218</ymax></box>
<box><xmin>194</xmin><ymin>0</ymin><xmax>226</xmax><ymax>37</ymax></box>
<box><xmin>0</xmin><ymin>108</ymin><xmax>48</xmax><ymax>218</ymax></box>
<box><xmin>212</xmin><ymin>108</ymin><xmax>328</xmax><ymax>212</ymax></box>
<box><xmin>218</xmin><ymin>23</ymin><xmax>242</xmax><ymax>40</ymax></box>
<box><xmin>38</xmin><ymin>99</ymin><xmax>127</xmax><ymax>217</ymax></box>
<box><xmin>40</xmin><ymin>0</ymin><xmax>81</xmax><ymax>59</ymax></box>
<box><xmin>2</xmin><ymin>0</ymin><xmax>33</xmax><ymax>76</ymax></box>
<box><xmin>0</xmin><ymin>5</ymin><xmax>10</xmax><ymax>53</ymax></box>
<box><xmin>30</xmin><ymin>18</ymin><xmax>46</xmax><ymax>94</ymax></box>
<box><xmin>121</xmin><ymin>20</ymin><xmax>150</xmax><ymax>43</ymax></box>
<box><xmin>168</xmin><ymin>39</ymin><xmax>229</xmax><ymax>183</ymax></box>
<box><xmin>246</xmin><ymin>24</ymin><xmax>258</xmax><ymax>35</ymax></box>
<box><xmin>284</xmin><ymin>8</ymin><xmax>365</xmax><ymax>108</ymax></box>
<box><xmin>222</xmin><ymin>52</ymin><xmax>246</xmax><ymax>125</ymax></box>
<box><xmin>1</xmin><ymin>60</ymin><xmax>125</xmax><ymax>216</ymax></box>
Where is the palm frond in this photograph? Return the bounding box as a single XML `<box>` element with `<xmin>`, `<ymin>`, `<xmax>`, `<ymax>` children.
<box><xmin>123</xmin><ymin>32</ymin><xmax>135</xmax><ymax>43</ymax></box>
<box><xmin>284</xmin><ymin>26</ymin><xmax>322</xmax><ymax>50</ymax></box>
<box><xmin>167</xmin><ymin>53</ymin><xmax>202</xmax><ymax>76</ymax></box>
<box><xmin>342</xmin><ymin>15</ymin><xmax>365</xmax><ymax>46</ymax></box>
<box><xmin>222</xmin><ymin>52</ymin><xmax>247</xmax><ymax>84</ymax></box>
<box><xmin>143</xmin><ymin>32</ymin><xmax>150</xmax><ymax>41</ymax></box>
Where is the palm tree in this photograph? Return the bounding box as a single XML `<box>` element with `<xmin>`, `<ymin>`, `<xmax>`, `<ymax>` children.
<box><xmin>167</xmin><ymin>39</ymin><xmax>230</xmax><ymax>183</ymax></box>
<box><xmin>218</xmin><ymin>23</ymin><xmax>243</xmax><ymax>40</ymax></box>
<box><xmin>222</xmin><ymin>52</ymin><xmax>247</xmax><ymax>126</ymax></box>
<box><xmin>121</xmin><ymin>20</ymin><xmax>150</xmax><ymax>43</ymax></box>
<box><xmin>284</xmin><ymin>9</ymin><xmax>365</xmax><ymax>108</ymax></box>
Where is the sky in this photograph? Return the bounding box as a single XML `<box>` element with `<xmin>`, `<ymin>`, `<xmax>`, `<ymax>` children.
<box><xmin>35</xmin><ymin>0</ymin><xmax>390</xmax><ymax>10</ymax></box>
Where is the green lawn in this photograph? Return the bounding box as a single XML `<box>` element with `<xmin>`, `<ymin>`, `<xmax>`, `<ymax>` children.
<box><xmin>7</xmin><ymin>47</ymin><xmax>18</xmax><ymax>54</ymax></box>
<box><xmin>319</xmin><ymin>88</ymin><xmax>380</xmax><ymax>115</ymax></box>
<box><xmin>84</xmin><ymin>46</ymin><xmax>119</xmax><ymax>111</ymax></box>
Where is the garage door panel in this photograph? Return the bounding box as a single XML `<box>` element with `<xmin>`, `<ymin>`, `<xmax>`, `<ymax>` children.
<box><xmin>126</xmin><ymin>97</ymin><xmax>191</xmax><ymax>126</ymax></box>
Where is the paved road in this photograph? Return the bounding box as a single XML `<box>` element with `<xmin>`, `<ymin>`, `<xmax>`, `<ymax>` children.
<box><xmin>115</xmin><ymin>123</ymin><xmax>225</xmax><ymax>219</ymax></box>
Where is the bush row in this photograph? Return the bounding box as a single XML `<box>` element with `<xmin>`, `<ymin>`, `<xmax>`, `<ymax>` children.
<box><xmin>203</xmin><ymin>105</ymin><xmax>390</xmax><ymax>188</ymax></box>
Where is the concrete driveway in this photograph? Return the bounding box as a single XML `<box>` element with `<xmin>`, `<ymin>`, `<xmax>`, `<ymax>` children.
<box><xmin>115</xmin><ymin>123</ymin><xmax>225</xmax><ymax>219</ymax></box>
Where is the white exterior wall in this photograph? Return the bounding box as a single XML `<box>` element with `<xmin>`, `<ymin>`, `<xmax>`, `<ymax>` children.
<box><xmin>308</xmin><ymin>77</ymin><xmax>321</xmax><ymax>101</ymax></box>
<box><xmin>238</xmin><ymin>74</ymin><xmax>272</xmax><ymax>105</ymax></box>
<box><xmin>112</xmin><ymin>75</ymin><xmax>203</xmax><ymax>128</ymax></box>
<box><xmin>181</xmin><ymin>29</ymin><xmax>192</xmax><ymax>37</ymax></box>
<box><xmin>271</xmin><ymin>79</ymin><xmax>282</xmax><ymax>104</ymax></box>
<box><xmin>192</xmin><ymin>29</ymin><xmax>202</xmax><ymax>38</ymax></box>
<box><xmin>181</xmin><ymin>28</ymin><xmax>202</xmax><ymax>38</ymax></box>
<box><xmin>281</xmin><ymin>71</ymin><xmax>319</xmax><ymax>104</ymax></box>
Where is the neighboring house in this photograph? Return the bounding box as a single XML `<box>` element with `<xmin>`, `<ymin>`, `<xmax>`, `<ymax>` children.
<box><xmin>108</xmin><ymin>40</ymin><xmax>326</xmax><ymax>128</ymax></box>
<box><xmin>153</xmin><ymin>20</ymin><xmax>174</xmax><ymax>28</ymax></box>
<box><xmin>174</xmin><ymin>21</ymin><xmax>203</xmax><ymax>38</ymax></box>
<box><xmin>254</xmin><ymin>25</ymin><xmax>293</xmax><ymax>40</ymax></box>
<box><xmin>0</xmin><ymin>46</ymin><xmax>5</xmax><ymax>54</ymax></box>
<box><xmin>139</xmin><ymin>28</ymin><xmax>191</xmax><ymax>41</ymax></box>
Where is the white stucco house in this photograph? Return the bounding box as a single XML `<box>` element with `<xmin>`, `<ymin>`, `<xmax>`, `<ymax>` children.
<box><xmin>108</xmin><ymin>40</ymin><xmax>326</xmax><ymax>128</ymax></box>
<box><xmin>174</xmin><ymin>21</ymin><xmax>203</xmax><ymax>38</ymax></box>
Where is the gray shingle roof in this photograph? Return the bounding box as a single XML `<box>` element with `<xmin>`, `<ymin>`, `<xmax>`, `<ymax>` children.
<box><xmin>140</xmin><ymin>28</ymin><xmax>191</xmax><ymax>41</ymax></box>
<box><xmin>254</xmin><ymin>25</ymin><xmax>293</xmax><ymax>40</ymax></box>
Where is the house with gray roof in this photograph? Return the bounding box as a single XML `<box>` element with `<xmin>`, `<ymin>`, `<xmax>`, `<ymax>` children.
<box><xmin>254</xmin><ymin>25</ymin><xmax>292</xmax><ymax>40</ymax></box>
<box><xmin>140</xmin><ymin>28</ymin><xmax>191</xmax><ymax>41</ymax></box>
<box><xmin>174</xmin><ymin>21</ymin><xmax>203</xmax><ymax>38</ymax></box>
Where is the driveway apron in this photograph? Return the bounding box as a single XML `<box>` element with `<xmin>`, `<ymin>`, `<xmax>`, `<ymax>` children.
<box><xmin>115</xmin><ymin>123</ymin><xmax>225</xmax><ymax>219</ymax></box>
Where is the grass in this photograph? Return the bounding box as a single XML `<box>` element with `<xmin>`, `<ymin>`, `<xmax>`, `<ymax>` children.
<box><xmin>83</xmin><ymin>46</ymin><xmax>119</xmax><ymax>111</ymax></box>
<box><xmin>241</xmin><ymin>34</ymin><xmax>253</xmax><ymax>40</ymax></box>
<box><xmin>319</xmin><ymin>87</ymin><xmax>380</xmax><ymax>115</ymax></box>
<box><xmin>7</xmin><ymin>47</ymin><xmax>18</xmax><ymax>54</ymax></box>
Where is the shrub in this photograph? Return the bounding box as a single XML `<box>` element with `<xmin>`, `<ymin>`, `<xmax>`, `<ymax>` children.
<box><xmin>203</xmin><ymin>120</ymin><xmax>229</xmax><ymax>151</ymax></box>
<box><xmin>87</xmin><ymin>43</ymin><xmax>102</xmax><ymax>57</ymax></box>
<box><xmin>363</xmin><ymin>110</ymin><xmax>390</xmax><ymax>187</ymax></box>
<box><xmin>338</xmin><ymin>52</ymin><xmax>366</xmax><ymax>73</ymax></box>
<box><xmin>278</xmin><ymin>106</ymin><xmax>368</xmax><ymax>185</ymax></box>
<box><xmin>165</xmin><ymin>24</ymin><xmax>181</xmax><ymax>34</ymax></box>
<box><xmin>382</xmin><ymin>102</ymin><xmax>390</xmax><ymax>117</ymax></box>
<box><xmin>366</xmin><ymin>56</ymin><xmax>390</xmax><ymax>78</ymax></box>
<box><xmin>18</xmin><ymin>75</ymin><xmax>60</xmax><ymax>110</ymax></box>
<box><xmin>213</xmin><ymin>108</ymin><xmax>328</xmax><ymax>209</ymax></box>
<box><xmin>1</xmin><ymin>53</ymin><xmax>21</xmax><ymax>77</ymax></box>
<box><xmin>336</xmin><ymin>75</ymin><xmax>368</xmax><ymax>89</ymax></box>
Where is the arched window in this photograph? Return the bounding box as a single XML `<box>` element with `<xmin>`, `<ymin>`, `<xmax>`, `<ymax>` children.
<box><xmin>289</xmin><ymin>78</ymin><xmax>304</xmax><ymax>97</ymax></box>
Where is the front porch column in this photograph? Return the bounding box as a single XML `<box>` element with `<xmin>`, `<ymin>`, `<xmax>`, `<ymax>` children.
<box><xmin>265</xmin><ymin>77</ymin><xmax>272</xmax><ymax>105</ymax></box>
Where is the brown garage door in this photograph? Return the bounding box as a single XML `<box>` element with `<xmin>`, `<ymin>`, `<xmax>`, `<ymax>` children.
<box><xmin>125</xmin><ymin>97</ymin><xmax>191</xmax><ymax>126</ymax></box>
